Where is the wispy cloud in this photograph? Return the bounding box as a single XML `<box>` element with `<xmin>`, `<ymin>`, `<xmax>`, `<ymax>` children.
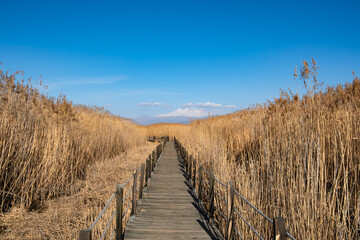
<box><xmin>138</xmin><ymin>102</ymin><xmax>169</xmax><ymax>107</ymax></box>
<box><xmin>48</xmin><ymin>75</ymin><xmax>128</xmax><ymax>87</ymax></box>
<box><xmin>182</xmin><ymin>101</ymin><xmax>236</xmax><ymax>109</ymax></box>
<box><xmin>157</xmin><ymin>107</ymin><xmax>210</xmax><ymax>118</ymax></box>
<box><xmin>224</xmin><ymin>105</ymin><xmax>237</xmax><ymax>108</ymax></box>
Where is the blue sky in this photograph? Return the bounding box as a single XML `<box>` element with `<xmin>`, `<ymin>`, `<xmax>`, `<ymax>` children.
<box><xmin>1</xmin><ymin>0</ymin><xmax>360</xmax><ymax>119</ymax></box>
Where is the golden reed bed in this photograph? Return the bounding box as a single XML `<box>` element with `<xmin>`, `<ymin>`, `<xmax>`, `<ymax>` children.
<box><xmin>1</xmin><ymin>60</ymin><xmax>359</xmax><ymax>239</ymax></box>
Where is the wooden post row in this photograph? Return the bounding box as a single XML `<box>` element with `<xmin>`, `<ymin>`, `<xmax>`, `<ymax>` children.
<box><xmin>227</xmin><ymin>181</ymin><xmax>235</xmax><ymax>240</ymax></box>
<box><xmin>116</xmin><ymin>184</ymin><xmax>124</xmax><ymax>240</ymax></box>
<box><xmin>273</xmin><ymin>217</ymin><xmax>286</xmax><ymax>240</ymax></box>
<box><xmin>80</xmin><ymin>143</ymin><xmax>167</xmax><ymax>240</ymax></box>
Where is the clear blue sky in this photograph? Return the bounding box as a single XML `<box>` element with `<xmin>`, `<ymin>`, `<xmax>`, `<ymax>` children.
<box><xmin>1</xmin><ymin>0</ymin><xmax>360</xmax><ymax>119</ymax></box>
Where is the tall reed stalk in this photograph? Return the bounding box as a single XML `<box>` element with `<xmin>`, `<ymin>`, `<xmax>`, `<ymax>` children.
<box><xmin>145</xmin><ymin>61</ymin><xmax>360</xmax><ymax>239</ymax></box>
<box><xmin>0</xmin><ymin>70</ymin><xmax>145</xmax><ymax>212</ymax></box>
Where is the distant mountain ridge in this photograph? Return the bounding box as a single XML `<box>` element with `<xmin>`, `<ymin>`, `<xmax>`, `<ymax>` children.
<box><xmin>134</xmin><ymin>107</ymin><xmax>210</xmax><ymax>125</ymax></box>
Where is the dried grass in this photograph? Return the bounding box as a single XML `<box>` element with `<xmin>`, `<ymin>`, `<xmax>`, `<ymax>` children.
<box><xmin>0</xmin><ymin>142</ymin><xmax>156</xmax><ymax>239</ymax></box>
<box><xmin>1</xmin><ymin>61</ymin><xmax>359</xmax><ymax>239</ymax></box>
<box><xmin>0</xmin><ymin>70</ymin><xmax>146</xmax><ymax>212</ymax></box>
<box><xmin>144</xmin><ymin>60</ymin><xmax>360</xmax><ymax>239</ymax></box>
<box><xmin>0</xmin><ymin>69</ymin><xmax>153</xmax><ymax>239</ymax></box>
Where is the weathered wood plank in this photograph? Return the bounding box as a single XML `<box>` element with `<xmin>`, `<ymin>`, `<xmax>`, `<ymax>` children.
<box><xmin>124</xmin><ymin>142</ymin><xmax>223</xmax><ymax>240</ymax></box>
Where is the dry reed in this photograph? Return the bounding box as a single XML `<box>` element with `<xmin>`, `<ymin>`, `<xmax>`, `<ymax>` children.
<box><xmin>0</xmin><ymin>142</ymin><xmax>156</xmax><ymax>239</ymax></box>
<box><xmin>145</xmin><ymin>60</ymin><xmax>360</xmax><ymax>239</ymax></box>
<box><xmin>1</xmin><ymin>60</ymin><xmax>359</xmax><ymax>239</ymax></box>
<box><xmin>0</xmin><ymin>70</ymin><xmax>146</xmax><ymax>213</ymax></box>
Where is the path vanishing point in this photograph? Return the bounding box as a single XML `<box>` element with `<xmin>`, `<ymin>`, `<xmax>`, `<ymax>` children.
<box><xmin>124</xmin><ymin>142</ymin><xmax>223</xmax><ymax>239</ymax></box>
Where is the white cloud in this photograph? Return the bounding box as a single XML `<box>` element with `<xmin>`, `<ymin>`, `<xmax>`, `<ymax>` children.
<box><xmin>138</xmin><ymin>102</ymin><xmax>169</xmax><ymax>107</ymax></box>
<box><xmin>224</xmin><ymin>104</ymin><xmax>237</xmax><ymax>108</ymax></box>
<box><xmin>182</xmin><ymin>102</ymin><xmax>236</xmax><ymax>109</ymax></box>
<box><xmin>157</xmin><ymin>107</ymin><xmax>210</xmax><ymax>118</ymax></box>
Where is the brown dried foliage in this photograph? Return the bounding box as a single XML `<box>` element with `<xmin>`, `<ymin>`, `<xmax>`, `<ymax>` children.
<box><xmin>1</xmin><ymin>60</ymin><xmax>359</xmax><ymax>239</ymax></box>
<box><xmin>145</xmin><ymin>61</ymin><xmax>360</xmax><ymax>239</ymax></box>
<box><xmin>0</xmin><ymin>70</ymin><xmax>146</xmax><ymax>213</ymax></box>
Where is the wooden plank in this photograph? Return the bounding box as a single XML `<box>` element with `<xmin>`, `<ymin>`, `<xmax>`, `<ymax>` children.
<box><xmin>124</xmin><ymin>142</ymin><xmax>223</xmax><ymax>240</ymax></box>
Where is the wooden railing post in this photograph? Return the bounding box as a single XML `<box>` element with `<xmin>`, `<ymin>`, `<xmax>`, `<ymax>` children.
<box><xmin>131</xmin><ymin>170</ymin><xmax>138</xmax><ymax>216</ymax></box>
<box><xmin>181</xmin><ymin>146</ymin><xmax>184</xmax><ymax>159</ymax></box>
<box><xmin>209</xmin><ymin>172</ymin><xmax>215</xmax><ymax>219</ymax></box>
<box><xmin>183</xmin><ymin>150</ymin><xmax>186</xmax><ymax>166</ymax></box>
<box><xmin>189</xmin><ymin>155</ymin><xmax>192</xmax><ymax>180</ymax></box>
<box><xmin>227</xmin><ymin>181</ymin><xmax>235</xmax><ymax>240</ymax></box>
<box><xmin>154</xmin><ymin>149</ymin><xmax>157</xmax><ymax>166</ymax></box>
<box><xmin>273</xmin><ymin>217</ymin><xmax>286</xmax><ymax>240</ymax></box>
<box><xmin>79</xmin><ymin>229</ymin><xmax>91</xmax><ymax>240</ymax></box>
<box><xmin>152</xmin><ymin>151</ymin><xmax>156</xmax><ymax>171</ymax></box>
<box><xmin>157</xmin><ymin>145</ymin><xmax>159</xmax><ymax>158</ymax></box>
<box><xmin>145</xmin><ymin>158</ymin><xmax>150</xmax><ymax>187</ymax></box>
<box><xmin>192</xmin><ymin>158</ymin><xmax>196</xmax><ymax>189</ymax></box>
<box><xmin>139</xmin><ymin>163</ymin><xmax>145</xmax><ymax>199</ymax></box>
<box><xmin>198</xmin><ymin>165</ymin><xmax>203</xmax><ymax>202</ymax></box>
<box><xmin>116</xmin><ymin>184</ymin><xmax>124</xmax><ymax>240</ymax></box>
<box><xmin>181</xmin><ymin>145</ymin><xmax>184</xmax><ymax>159</ymax></box>
<box><xmin>149</xmin><ymin>154</ymin><xmax>153</xmax><ymax>176</ymax></box>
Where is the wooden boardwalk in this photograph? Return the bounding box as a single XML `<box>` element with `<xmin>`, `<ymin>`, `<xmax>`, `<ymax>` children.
<box><xmin>124</xmin><ymin>142</ymin><xmax>223</xmax><ymax>240</ymax></box>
